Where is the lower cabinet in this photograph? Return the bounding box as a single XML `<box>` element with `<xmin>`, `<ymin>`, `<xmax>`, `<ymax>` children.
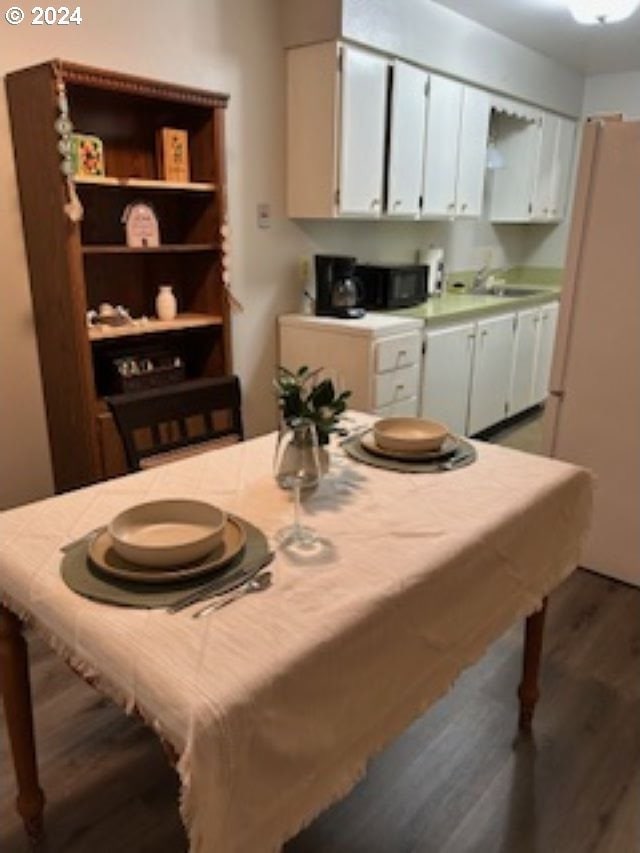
<box><xmin>278</xmin><ymin>314</ymin><xmax>423</xmax><ymax>417</ymax></box>
<box><xmin>422</xmin><ymin>300</ymin><xmax>560</xmax><ymax>436</ymax></box>
<box><xmin>509</xmin><ymin>301</ymin><xmax>560</xmax><ymax>414</ymax></box>
<box><xmin>467</xmin><ymin>314</ymin><xmax>516</xmax><ymax>434</ymax></box>
<box><xmin>532</xmin><ymin>302</ymin><xmax>560</xmax><ymax>404</ymax></box>
<box><xmin>421</xmin><ymin>322</ymin><xmax>475</xmax><ymax>436</ymax></box>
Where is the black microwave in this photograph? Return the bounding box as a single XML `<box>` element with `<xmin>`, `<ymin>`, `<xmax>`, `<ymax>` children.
<box><xmin>356</xmin><ymin>264</ymin><xmax>427</xmax><ymax>310</ymax></box>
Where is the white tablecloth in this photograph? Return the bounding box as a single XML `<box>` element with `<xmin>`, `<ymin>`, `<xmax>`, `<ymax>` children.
<box><xmin>0</xmin><ymin>425</ymin><xmax>592</xmax><ymax>852</ymax></box>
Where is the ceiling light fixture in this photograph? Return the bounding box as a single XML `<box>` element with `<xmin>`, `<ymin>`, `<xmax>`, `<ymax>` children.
<box><xmin>567</xmin><ymin>0</ymin><xmax>640</xmax><ymax>24</ymax></box>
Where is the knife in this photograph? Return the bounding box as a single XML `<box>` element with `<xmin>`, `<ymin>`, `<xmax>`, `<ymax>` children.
<box><xmin>166</xmin><ymin>551</ymin><xmax>275</xmax><ymax>614</ymax></box>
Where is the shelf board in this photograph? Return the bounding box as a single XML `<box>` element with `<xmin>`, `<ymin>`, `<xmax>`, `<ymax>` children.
<box><xmin>74</xmin><ymin>176</ymin><xmax>217</xmax><ymax>193</ymax></box>
<box><xmin>82</xmin><ymin>243</ymin><xmax>220</xmax><ymax>255</ymax></box>
<box><xmin>88</xmin><ymin>313</ymin><xmax>223</xmax><ymax>341</ymax></box>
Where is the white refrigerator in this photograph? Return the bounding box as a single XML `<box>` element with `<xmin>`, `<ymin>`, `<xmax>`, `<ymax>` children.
<box><xmin>543</xmin><ymin>118</ymin><xmax>640</xmax><ymax>587</ymax></box>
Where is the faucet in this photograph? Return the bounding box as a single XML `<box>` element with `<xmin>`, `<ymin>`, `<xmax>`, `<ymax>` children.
<box><xmin>470</xmin><ymin>264</ymin><xmax>491</xmax><ymax>293</ymax></box>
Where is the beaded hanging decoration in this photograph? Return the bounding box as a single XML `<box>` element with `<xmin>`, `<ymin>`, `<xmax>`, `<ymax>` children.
<box><xmin>54</xmin><ymin>74</ymin><xmax>84</xmax><ymax>223</ymax></box>
<box><xmin>221</xmin><ymin>217</ymin><xmax>243</xmax><ymax>311</ymax></box>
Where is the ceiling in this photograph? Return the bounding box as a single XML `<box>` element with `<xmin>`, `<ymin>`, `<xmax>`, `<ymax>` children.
<box><xmin>430</xmin><ymin>0</ymin><xmax>640</xmax><ymax>75</ymax></box>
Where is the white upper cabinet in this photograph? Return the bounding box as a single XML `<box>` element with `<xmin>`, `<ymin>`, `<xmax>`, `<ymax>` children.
<box><xmin>339</xmin><ymin>45</ymin><xmax>389</xmax><ymax>216</ymax></box>
<box><xmin>421</xmin><ymin>75</ymin><xmax>462</xmax><ymax>218</ymax></box>
<box><xmin>286</xmin><ymin>42</ymin><xmax>388</xmax><ymax>218</ymax></box>
<box><xmin>286</xmin><ymin>41</ymin><xmax>573</xmax><ymax>223</ymax></box>
<box><xmin>421</xmin><ymin>76</ymin><xmax>489</xmax><ymax>219</ymax></box>
<box><xmin>489</xmin><ymin>110</ymin><xmax>576</xmax><ymax>224</ymax></box>
<box><xmin>455</xmin><ymin>86</ymin><xmax>491</xmax><ymax>218</ymax></box>
<box><xmin>386</xmin><ymin>61</ymin><xmax>428</xmax><ymax>218</ymax></box>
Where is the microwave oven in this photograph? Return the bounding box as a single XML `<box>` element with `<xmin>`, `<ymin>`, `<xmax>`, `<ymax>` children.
<box><xmin>356</xmin><ymin>264</ymin><xmax>427</xmax><ymax>310</ymax></box>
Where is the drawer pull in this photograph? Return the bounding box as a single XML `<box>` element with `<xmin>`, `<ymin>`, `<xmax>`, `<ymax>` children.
<box><xmin>396</xmin><ymin>384</ymin><xmax>405</xmax><ymax>391</ymax></box>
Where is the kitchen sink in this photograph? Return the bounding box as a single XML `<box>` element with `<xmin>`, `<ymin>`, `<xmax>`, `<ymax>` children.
<box><xmin>470</xmin><ymin>286</ymin><xmax>545</xmax><ymax>298</ymax></box>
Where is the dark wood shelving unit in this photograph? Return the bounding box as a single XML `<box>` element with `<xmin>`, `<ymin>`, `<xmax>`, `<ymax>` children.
<box><xmin>6</xmin><ymin>60</ymin><xmax>231</xmax><ymax>491</ymax></box>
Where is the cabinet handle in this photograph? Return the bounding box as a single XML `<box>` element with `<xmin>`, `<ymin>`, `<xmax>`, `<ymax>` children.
<box><xmin>481</xmin><ymin>329</ymin><xmax>488</xmax><ymax>337</ymax></box>
<box><xmin>447</xmin><ymin>202</ymin><xmax>455</xmax><ymax>210</ymax></box>
<box><xmin>461</xmin><ymin>202</ymin><xmax>468</xmax><ymax>211</ymax></box>
<box><xmin>398</xmin><ymin>349</ymin><xmax>407</xmax><ymax>357</ymax></box>
<box><xmin>467</xmin><ymin>333</ymin><xmax>476</xmax><ymax>340</ymax></box>
<box><xmin>396</xmin><ymin>384</ymin><xmax>405</xmax><ymax>391</ymax></box>
<box><xmin>393</xmin><ymin>200</ymin><xmax>402</xmax><ymax>209</ymax></box>
<box><xmin>543</xmin><ymin>208</ymin><xmax>548</xmax><ymax>215</ymax></box>
<box><xmin>371</xmin><ymin>198</ymin><xmax>380</xmax><ymax>209</ymax></box>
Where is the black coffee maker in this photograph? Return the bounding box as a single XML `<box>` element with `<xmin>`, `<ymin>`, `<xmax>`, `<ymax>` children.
<box><xmin>314</xmin><ymin>255</ymin><xmax>365</xmax><ymax>319</ymax></box>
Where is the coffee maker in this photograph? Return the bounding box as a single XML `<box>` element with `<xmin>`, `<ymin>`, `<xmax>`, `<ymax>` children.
<box><xmin>314</xmin><ymin>255</ymin><xmax>365</xmax><ymax>319</ymax></box>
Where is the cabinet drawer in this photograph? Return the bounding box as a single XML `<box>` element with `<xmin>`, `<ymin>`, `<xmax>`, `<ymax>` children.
<box><xmin>374</xmin><ymin>332</ymin><xmax>421</xmax><ymax>373</ymax></box>
<box><xmin>374</xmin><ymin>363</ymin><xmax>420</xmax><ymax>408</ymax></box>
<box><xmin>375</xmin><ymin>396</ymin><xmax>419</xmax><ymax>417</ymax></box>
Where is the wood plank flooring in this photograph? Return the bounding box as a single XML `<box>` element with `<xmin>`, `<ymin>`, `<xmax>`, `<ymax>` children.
<box><xmin>2</xmin><ymin>414</ymin><xmax>638</xmax><ymax>852</ymax></box>
<box><xmin>2</xmin><ymin>571</ymin><xmax>638</xmax><ymax>853</ymax></box>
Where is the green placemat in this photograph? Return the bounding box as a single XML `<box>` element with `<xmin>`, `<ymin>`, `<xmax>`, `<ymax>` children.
<box><xmin>61</xmin><ymin>516</ymin><xmax>270</xmax><ymax>609</ymax></box>
<box><xmin>342</xmin><ymin>434</ymin><xmax>477</xmax><ymax>474</ymax></box>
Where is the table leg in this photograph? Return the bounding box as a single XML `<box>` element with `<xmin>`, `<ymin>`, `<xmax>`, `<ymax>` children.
<box><xmin>517</xmin><ymin>597</ymin><xmax>548</xmax><ymax>733</ymax></box>
<box><xmin>0</xmin><ymin>605</ymin><xmax>45</xmax><ymax>841</ymax></box>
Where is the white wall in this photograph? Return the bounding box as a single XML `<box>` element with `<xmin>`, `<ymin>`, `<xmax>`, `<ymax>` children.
<box><xmin>583</xmin><ymin>71</ymin><xmax>640</xmax><ymax>119</ymax></box>
<box><xmin>0</xmin><ymin>0</ymin><xmax>312</xmax><ymax>508</ymax></box>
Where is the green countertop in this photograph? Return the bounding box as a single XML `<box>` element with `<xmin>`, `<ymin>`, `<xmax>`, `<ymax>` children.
<box><xmin>389</xmin><ymin>284</ymin><xmax>561</xmax><ymax>327</ymax></box>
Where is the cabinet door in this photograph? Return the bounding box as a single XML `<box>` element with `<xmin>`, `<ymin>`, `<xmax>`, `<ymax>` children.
<box><xmin>455</xmin><ymin>86</ymin><xmax>490</xmax><ymax>218</ymax></box>
<box><xmin>386</xmin><ymin>61</ymin><xmax>428</xmax><ymax>218</ymax></box>
<box><xmin>530</xmin><ymin>114</ymin><xmax>559</xmax><ymax>220</ymax></box>
<box><xmin>421</xmin><ymin>75</ymin><xmax>462</xmax><ymax>218</ymax></box>
<box><xmin>339</xmin><ymin>46</ymin><xmax>388</xmax><ymax>216</ymax></box>
<box><xmin>549</xmin><ymin>117</ymin><xmax>576</xmax><ymax>221</ymax></box>
<box><xmin>468</xmin><ymin>314</ymin><xmax>515</xmax><ymax>434</ymax></box>
<box><xmin>532</xmin><ymin>301</ymin><xmax>559</xmax><ymax>404</ymax></box>
<box><xmin>421</xmin><ymin>323</ymin><xmax>475</xmax><ymax>436</ymax></box>
<box><xmin>509</xmin><ymin>308</ymin><xmax>539</xmax><ymax>416</ymax></box>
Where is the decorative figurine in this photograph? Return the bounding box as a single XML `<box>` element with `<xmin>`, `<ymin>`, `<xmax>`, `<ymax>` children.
<box><xmin>121</xmin><ymin>201</ymin><xmax>160</xmax><ymax>248</ymax></box>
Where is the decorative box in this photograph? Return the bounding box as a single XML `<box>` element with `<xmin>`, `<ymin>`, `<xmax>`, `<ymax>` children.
<box><xmin>71</xmin><ymin>133</ymin><xmax>105</xmax><ymax>178</ymax></box>
<box><xmin>156</xmin><ymin>127</ymin><xmax>190</xmax><ymax>182</ymax></box>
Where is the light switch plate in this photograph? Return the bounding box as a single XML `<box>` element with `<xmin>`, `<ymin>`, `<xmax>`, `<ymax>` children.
<box><xmin>257</xmin><ymin>203</ymin><xmax>271</xmax><ymax>229</ymax></box>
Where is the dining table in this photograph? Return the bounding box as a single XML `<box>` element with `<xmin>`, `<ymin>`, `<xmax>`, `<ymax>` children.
<box><xmin>0</xmin><ymin>416</ymin><xmax>592</xmax><ymax>852</ymax></box>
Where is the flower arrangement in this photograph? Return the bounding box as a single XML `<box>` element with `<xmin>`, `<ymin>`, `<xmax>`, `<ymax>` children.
<box><xmin>274</xmin><ymin>366</ymin><xmax>352</xmax><ymax>446</ymax></box>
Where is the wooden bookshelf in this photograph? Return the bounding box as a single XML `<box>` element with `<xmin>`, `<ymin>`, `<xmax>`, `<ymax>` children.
<box><xmin>6</xmin><ymin>60</ymin><xmax>232</xmax><ymax>490</ymax></box>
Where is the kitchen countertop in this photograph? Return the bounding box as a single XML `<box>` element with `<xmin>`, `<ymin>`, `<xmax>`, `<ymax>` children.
<box><xmin>389</xmin><ymin>284</ymin><xmax>561</xmax><ymax>326</ymax></box>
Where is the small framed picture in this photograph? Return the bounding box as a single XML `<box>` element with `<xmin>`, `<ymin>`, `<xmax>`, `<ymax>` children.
<box><xmin>71</xmin><ymin>133</ymin><xmax>105</xmax><ymax>178</ymax></box>
<box><xmin>156</xmin><ymin>127</ymin><xmax>190</xmax><ymax>183</ymax></box>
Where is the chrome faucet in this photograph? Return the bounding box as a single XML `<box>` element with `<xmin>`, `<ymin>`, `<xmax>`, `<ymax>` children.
<box><xmin>470</xmin><ymin>264</ymin><xmax>491</xmax><ymax>293</ymax></box>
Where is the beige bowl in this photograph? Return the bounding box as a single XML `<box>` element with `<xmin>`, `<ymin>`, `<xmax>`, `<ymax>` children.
<box><xmin>373</xmin><ymin>417</ymin><xmax>449</xmax><ymax>453</ymax></box>
<box><xmin>108</xmin><ymin>499</ymin><xmax>227</xmax><ymax>568</ymax></box>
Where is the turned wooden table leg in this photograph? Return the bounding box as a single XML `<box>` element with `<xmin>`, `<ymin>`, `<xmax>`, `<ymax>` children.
<box><xmin>0</xmin><ymin>605</ymin><xmax>45</xmax><ymax>841</ymax></box>
<box><xmin>518</xmin><ymin>597</ymin><xmax>548</xmax><ymax>734</ymax></box>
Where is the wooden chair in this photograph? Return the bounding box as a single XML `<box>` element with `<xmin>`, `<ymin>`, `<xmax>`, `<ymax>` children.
<box><xmin>106</xmin><ymin>376</ymin><xmax>244</xmax><ymax>472</ymax></box>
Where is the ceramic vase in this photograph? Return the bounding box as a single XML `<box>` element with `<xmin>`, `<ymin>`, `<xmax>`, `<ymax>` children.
<box><xmin>156</xmin><ymin>285</ymin><xmax>177</xmax><ymax>321</ymax></box>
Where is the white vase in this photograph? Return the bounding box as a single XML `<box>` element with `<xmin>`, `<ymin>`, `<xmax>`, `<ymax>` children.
<box><xmin>156</xmin><ymin>285</ymin><xmax>177</xmax><ymax>321</ymax></box>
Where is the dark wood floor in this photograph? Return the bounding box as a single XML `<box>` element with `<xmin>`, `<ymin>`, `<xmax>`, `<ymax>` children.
<box><xmin>1</xmin><ymin>568</ymin><xmax>639</xmax><ymax>853</ymax></box>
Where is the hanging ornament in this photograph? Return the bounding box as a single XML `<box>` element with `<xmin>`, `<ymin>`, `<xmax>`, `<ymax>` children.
<box><xmin>54</xmin><ymin>74</ymin><xmax>83</xmax><ymax>223</ymax></box>
<box><xmin>220</xmin><ymin>217</ymin><xmax>243</xmax><ymax>312</ymax></box>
